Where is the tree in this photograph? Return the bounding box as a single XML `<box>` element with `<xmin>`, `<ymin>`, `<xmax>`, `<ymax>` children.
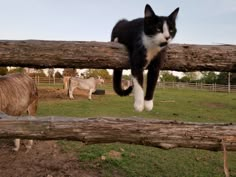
<box><xmin>122</xmin><ymin>74</ymin><xmax>131</xmax><ymax>80</ymax></box>
<box><xmin>55</xmin><ymin>71</ymin><xmax>63</xmax><ymax>78</ymax></box>
<box><xmin>216</xmin><ymin>72</ymin><xmax>236</xmax><ymax>85</ymax></box>
<box><xmin>0</xmin><ymin>67</ymin><xmax>8</xmax><ymax>75</ymax></box>
<box><xmin>200</xmin><ymin>72</ymin><xmax>218</xmax><ymax>84</ymax></box>
<box><xmin>216</xmin><ymin>72</ymin><xmax>228</xmax><ymax>85</ymax></box>
<box><xmin>84</xmin><ymin>69</ymin><xmax>111</xmax><ymax>80</ymax></box>
<box><xmin>36</xmin><ymin>69</ymin><xmax>47</xmax><ymax>77</ymax></box>
<box><xmin>63</xmin><ymin>68</ymin><xmax>77</xmax><ymax>77</ymax></box>
<box><xmin>182</xmin><ymin>72</ymin><xmax>199</xmax><ymax>82</ymax></box>
<box><xmin>231</xmin><ymin>73</ymin><xmax>236</xmax><ymax>85</ymax></box>
<box><xmin>160</xmin><ymin>71</ymin><xmax>179</xmax><ymax>82</ymax></box>
<box><xmin>179</xmin><ymin>76</ymin><xmax>190</xmax><ymax>82</ymax></box>
<box><xmin>8</xmin><ymin>67</ymin><xmax>25</xmax><ymax>74</ymax></box>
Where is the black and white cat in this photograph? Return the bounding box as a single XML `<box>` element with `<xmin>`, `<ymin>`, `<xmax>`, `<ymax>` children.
<box><xmin>111</xmin><ymin>4</ymin><xmax>179</xmax><ymax>112</ymax></box>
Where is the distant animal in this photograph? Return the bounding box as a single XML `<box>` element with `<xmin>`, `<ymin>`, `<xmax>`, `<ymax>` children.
<box><xmin>111</xmin><ymin>4</ymin><xmax>179</xmax><ymax>112</ymax></box>
<box><xmin>121</xmin><ymin>79</ymin><xmax>132</xmax><ymax>90</ymax></box>
<box><xmin>0</xmin><ymin>73</ymin><xmax>38</xmax><ymax>151</ymax></box>
<box><xmin>63</xmin><ymin>76</ymin><xmax>71</xmax><ymax>90</ymax></box>
<box><xmin>68</xmin><ymin>76</ymin><xmax>104</xmax><ymax>100</ymax></box>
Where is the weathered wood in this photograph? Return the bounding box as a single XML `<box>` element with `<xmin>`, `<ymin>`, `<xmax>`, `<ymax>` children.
<box><xmin>0</xmin><ymin>114</ymin><xmax>235</xmax><ymax>151</ymax></box>
<box><xmin>0</xmin><ymin>40</ymin><xmax>235</xmax><ymax>72</ymax></box>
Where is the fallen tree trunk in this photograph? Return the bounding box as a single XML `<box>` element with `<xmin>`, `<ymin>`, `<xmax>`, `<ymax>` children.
<box><xmin>0</xmin><ymin>40</ymin><xmax>235</xmax><ymax>72</ymax></box>
<box><xmin>0</xmin><ymin>114</ymin><xmax>235</xmax><ymax>151</ymax></box>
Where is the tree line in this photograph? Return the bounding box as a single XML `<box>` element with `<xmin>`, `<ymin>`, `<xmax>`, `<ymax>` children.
<box><xmin>1</xmin><ymin>67</ymin><xmax>235</xmax><ymax>85</ymax></box>
<box><xmin>0</xmin><ymin>67</ymin><xmax>112</xmax><ymax>80</ymax></box>
<box><xmin>160</xmin><ymin>71</ymin><xmax>236</xmax><ymax>85</ymax></box>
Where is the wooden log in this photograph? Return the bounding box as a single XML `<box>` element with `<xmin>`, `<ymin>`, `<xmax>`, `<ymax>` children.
<box><xmin>0</xmin><ymin>114</ymin><xmax>235</xmax><ymax>151</ymax></box>
<box><xmin>0</xmin><ymin>40</ymin><xmax>235</xmax><ymax>72</ymax></box>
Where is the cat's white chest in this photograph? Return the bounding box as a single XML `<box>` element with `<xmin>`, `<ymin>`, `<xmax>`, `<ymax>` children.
<box><xmin>142</xmin><ymin>33</ymin><xmax>162</xmax><ymax>67</ymax></box>
<box><xmin>146</xmin><ymin>47</ymin><xmax>161</xmax><ymax>61</ymax></box>
<box><xmin>144</xmin><ymin>46</ymin><xmax>161</xmax><ymax>68</ymax></box>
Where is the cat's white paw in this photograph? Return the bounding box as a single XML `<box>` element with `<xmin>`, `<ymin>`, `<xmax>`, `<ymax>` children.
<box><xmin>134</xmin><ymin>100</ymin><xmax>144</xmax><ymax>112</ymax></box>
<box><xmin>144</xmin><ymin>100</ymin><xmax>153</xmax><ymax>111</ymax></box>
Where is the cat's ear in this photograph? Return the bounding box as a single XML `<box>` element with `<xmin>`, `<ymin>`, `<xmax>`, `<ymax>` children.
<box><xmin>168</xmin><ymin>7</ymin><xmax>179</xmax><ymax>21</ymax></box>
<box><xmin>145</xmin><ymin>4</ymin><xmax>156</xmax><ymax>18</ymax></box>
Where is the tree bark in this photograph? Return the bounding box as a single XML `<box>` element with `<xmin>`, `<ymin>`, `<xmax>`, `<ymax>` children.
<box><xmin>0</xmin><ymin>114</ymin><xmax>235</xmax><ymax>151</ymax></box>
<box><xmin>0</xmin><ymin>40</ymin><xmax>235</xmax><ymax>72</ymax></box>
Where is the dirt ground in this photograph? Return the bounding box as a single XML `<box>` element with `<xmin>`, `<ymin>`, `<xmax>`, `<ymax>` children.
<box><xmin>38</xmin><ymin>87</ymin><xmax>112</xmax><ymax>100</ymax></box>
<box><xmin>38</xmin><ymin>87</ymin><xmax>90</xmax><ymax>100</ymax></box>
<box><xmin>0</xmin><ymin>88</ymin><xmax>103</xmax><ymax>177</ymax></box>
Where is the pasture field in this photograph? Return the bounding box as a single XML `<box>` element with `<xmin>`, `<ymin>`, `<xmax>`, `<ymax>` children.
<box><xmin>37</xmin><ymin>85</ymin><xmax>236</xmax><ymax>177</ymax></box>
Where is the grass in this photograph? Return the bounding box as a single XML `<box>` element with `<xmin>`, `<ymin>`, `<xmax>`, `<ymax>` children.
<box><xmin>58</xmin><ymin>142</ymin><xmax>236</xmax><ymax>177</ymax></box>
<box><xmin>38</xmin><ymin>87</ymin><xmax>236</xmax><ymax>123</ymax></box>
<box><xmin>38</xmin><ymin>86</ymin><xmax>236</xmax><ymax>177</ymax></box>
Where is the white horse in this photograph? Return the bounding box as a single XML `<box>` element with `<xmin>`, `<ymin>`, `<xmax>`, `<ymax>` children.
<box><xmin>68</xmin><ymin>76</ymin><xmax>104</xmax><ymax>100</ymax></box>
<box><xmin>0</xmin><ymin>73</ymin><xmax>38</xmax><ymax>151</ymax></box>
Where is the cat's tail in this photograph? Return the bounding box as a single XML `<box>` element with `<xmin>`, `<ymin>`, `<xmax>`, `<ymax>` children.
<box><xmin>113</xmin><ymin>69</ymin><xmax>133</xmax><ymax>96</ymax></box>
<box><xmin>111</xmin><ymin>20</ymin><xmax>132</xmax><ymax>96</ymax></box>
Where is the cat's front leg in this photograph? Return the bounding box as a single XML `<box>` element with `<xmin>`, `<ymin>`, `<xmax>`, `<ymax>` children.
<box><xmin>145</xmin><ymin>59</ymin><xmax>161</xmax><ymax>111</ymax></box>
<box><xmin>132</xmin><ymin>69</ymin><xmax>144</xmax><ymax>112</ymax></box>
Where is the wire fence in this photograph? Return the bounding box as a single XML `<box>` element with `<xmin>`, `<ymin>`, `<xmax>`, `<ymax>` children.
<box><xmin>33</xmin><ymin>76</ymin><xmax>63</xmax><ymax>85</ymax></box>
<box><xmin>32</xmin><ymin>76</ymin><xmax>236</xmax><ymax>93</ymax></box>
<box><xmin>157</xmin><ymin>81</ymin><xmax>236</xmax><ymax>93</ymax></box>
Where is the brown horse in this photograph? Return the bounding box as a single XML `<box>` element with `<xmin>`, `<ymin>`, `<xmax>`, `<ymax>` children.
<box><xmin>0</xmin><ymin>73</ymin><xmax>38</xmax><ymax>151</ymax></box>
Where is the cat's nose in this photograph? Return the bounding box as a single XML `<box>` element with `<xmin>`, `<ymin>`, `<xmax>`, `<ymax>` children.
<box><xmin>165</xmin><ymin>36</ymin><xmax>170</xmax><ymax>40</ymax></box>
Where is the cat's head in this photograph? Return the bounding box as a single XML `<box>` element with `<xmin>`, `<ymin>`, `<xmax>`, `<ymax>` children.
<box><xmin>142</xmin><ymin>4</ymin><xmax>179</xmax><ymax>49</ymax></box>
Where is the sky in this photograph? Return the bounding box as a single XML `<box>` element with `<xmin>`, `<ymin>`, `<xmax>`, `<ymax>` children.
<box><xmin>0</xmin><ymin>0</ymin><xmax>236</xmax><ymax>45</ymax></box>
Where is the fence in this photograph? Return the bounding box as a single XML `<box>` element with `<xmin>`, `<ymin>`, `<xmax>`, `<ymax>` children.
<box><xmin>0</xmin><ymin>40</ymin><xmax>236</xmax><ymax>153</ymax></box>
<box><xmin>33</xmin><ymin>76</ymin><xmax>63</xmax><ymax>85</ymax></box>
<box><xmin>158</xmin><ymin>82</ymin><xmax>236</xmax><ymax>93</ymax></box>
<box><xmin>32</xmin><ymin>76</ymin><xmax>236</xmax><ymax>93</ymax></box>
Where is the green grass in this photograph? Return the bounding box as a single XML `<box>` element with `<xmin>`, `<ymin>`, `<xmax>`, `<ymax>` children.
<box><xmin>38</xmin><ymin>88</ymin><xmax>236</xmax><ymax>123</ymax></box>
<box><xmin>58</xmin><ymin>142</ymin><xmax>236</xmax><ymax>177</ymax></box>
<box><xmin>38</xmin><ymin>87</ymin><xmax>236</xmax><ymax>177</ymax></box>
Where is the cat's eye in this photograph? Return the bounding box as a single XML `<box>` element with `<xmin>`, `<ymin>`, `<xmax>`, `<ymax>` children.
<box><xmin>157</xmin><ymin>28</ymin><xmax>161</xmax><ymax>32</ymax></box>
<box><xmin>170</xmin><ymin>29</ymin><xmax>174</xmax><ymax>33</ymax></box>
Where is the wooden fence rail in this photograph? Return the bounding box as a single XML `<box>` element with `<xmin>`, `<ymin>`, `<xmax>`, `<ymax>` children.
<box><xmin>0</xmin><ymin>40</ymin><xmax>235</xmax><ymax>72</ymax></box>
<box><xmin>0</xmin><ymin>114</ymin><xmax>236</xmax><ymax>151</ymax></box>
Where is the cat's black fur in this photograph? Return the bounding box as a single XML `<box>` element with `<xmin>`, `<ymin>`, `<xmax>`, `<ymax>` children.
<box><xmin>111</xmin><ymin>4</ymin><xmax>179</xmax><ymax>112</ymax></box>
